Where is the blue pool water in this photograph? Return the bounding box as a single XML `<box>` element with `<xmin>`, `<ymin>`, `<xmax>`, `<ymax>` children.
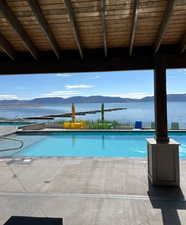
<box><xmin>0</xmin><ymin>122</ymin><xmax>30</xmax><ymax>126</ymax></box>
<box><xmin>1</xmin><ymin>131</ymin><xmax>186</xmax><ymax>158</ymax></box>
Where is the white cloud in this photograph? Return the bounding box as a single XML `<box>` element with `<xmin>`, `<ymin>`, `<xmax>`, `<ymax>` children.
<box><xmin>0</xmin><ymin>95</ymin><xmax>19</xmax><ymax>100</ymax></box>
<box><xmin>88</xmin><ymin>75</ymin><xmax>100</xmax><ymax>79</ymax></box>
<box><xmin>79</xmin><ymin>74</ymin><xmax>100</xmax><ymax>79</ymax></box>
<box><xmin>41</xmin><ymin>90</ymin><xmax>80</xmax><ymax>98</ymax></box>
<box><xmin>56</xmin><ymin>73</ymin><xmax>100</xmax><ymax>79</ymax></box>
<box><xmin>65</xmin><ymin>84</ymin><xmax>95</xmax><ymax>89</ymax></box>
<box><xmin>56</xmin><ymin>73</ymin><xmax>72</xmax><ymax>77</ymax></box>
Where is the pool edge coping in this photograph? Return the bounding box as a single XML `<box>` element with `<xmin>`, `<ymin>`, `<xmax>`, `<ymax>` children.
<box><xmin>16</xmin><ymin>128</ymin><xmax>186</xmax><ymax>134</ymax></box>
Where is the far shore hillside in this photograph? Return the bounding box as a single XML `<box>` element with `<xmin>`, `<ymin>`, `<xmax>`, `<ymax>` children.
<box><xmin>0</xmin><ymin>94</ymin><xmax>186</xmax><ymax>105</ymax></box>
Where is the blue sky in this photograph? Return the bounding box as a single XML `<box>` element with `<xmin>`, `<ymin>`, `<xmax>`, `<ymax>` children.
<box><xmin>0</xmin><ymin>69</ymin><xmax>185</xmax><ymax>100</ymax></box>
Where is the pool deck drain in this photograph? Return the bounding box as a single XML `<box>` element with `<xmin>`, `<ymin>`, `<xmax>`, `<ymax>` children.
<box><xmin>1</xmin><ymin>157</ymin><xmax>186</xmax><ymax>224</ymax></box>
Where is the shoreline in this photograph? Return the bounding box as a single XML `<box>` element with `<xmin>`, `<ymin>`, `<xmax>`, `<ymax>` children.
<box><xmin>0</xmin><ymin>104</ymin><xmax>42</xmax><ymax>109</ymax></box>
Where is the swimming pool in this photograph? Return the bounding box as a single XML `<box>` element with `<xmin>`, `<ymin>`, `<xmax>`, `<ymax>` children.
<box><xmin>0</xmin><ymin>122</ymin><xmax>31</xmax><ymax>126</ymax></box>
<box><xmin>0</xmin><ymin>131</ymin><xmax>186</xmax><ymax>158</ymax></box>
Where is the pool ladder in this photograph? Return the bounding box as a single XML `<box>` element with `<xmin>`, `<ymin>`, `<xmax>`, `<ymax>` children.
<box><xmin>0</xmin><ymin>137</ymin><xmax>24</xmax><ymax>152</ymax></box>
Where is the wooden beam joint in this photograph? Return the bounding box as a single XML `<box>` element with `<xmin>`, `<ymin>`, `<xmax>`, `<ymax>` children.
<box><xmin>154</xmin><ymin>0</ymin><xmax>176</xmax><ymax>54</ymax></box>
<box><xmin>0</xmin><ymin>0</ymin><xmax>38</xmax><ymax>59</ymax></box>
<box><xmin>0</xmin><ymin>33</ymin><xmax>16</xmax><ymax>60</ymax></box>
<box><xmin>180</xmin><ymin>32</ymin><xmax>186</xmax><ymax>53</ymax></box>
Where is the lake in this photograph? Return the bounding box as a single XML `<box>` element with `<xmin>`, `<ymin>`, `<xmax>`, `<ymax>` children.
<box><xmin>0</xmin><ymin>102</ymin><xmax>186</xmax><ymax>128</ymax></box>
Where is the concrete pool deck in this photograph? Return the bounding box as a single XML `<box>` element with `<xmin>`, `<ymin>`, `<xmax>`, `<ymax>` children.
<box><xmin>0</xmin><ymin>157</ymin><xmax>186</xmax><ymax>224</ymax></box>
<box><xmin>0</xmin><ymin>126</ymin><xmax>18</xmax><ymax>137</ymax></box>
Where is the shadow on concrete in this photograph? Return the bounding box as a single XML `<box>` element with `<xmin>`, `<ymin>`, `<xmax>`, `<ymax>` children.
<box><xmin>148</xmin><ymin>183</ymin><xmax>186</xmax><ymax>225</ymax></box>
<box><xmin>3</xmin><ymin>216</ymin><xmax>63</xmax><ymax>225</ymax></box>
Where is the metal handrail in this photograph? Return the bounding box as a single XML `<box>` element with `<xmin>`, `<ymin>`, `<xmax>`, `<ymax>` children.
<box><xmin>0</xmin><ymin>137</ymin><xmax>24</xmax><ymax>152</ymax></box>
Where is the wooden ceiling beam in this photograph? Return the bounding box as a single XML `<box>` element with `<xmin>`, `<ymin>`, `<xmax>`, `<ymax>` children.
<box><xmin>154</xmin><ymin>0</ymin><xmax>177</xmax><ymax>54</ymax></box>
<box><xmin>100</xmin><ymin>0</ymin><xmax>107</xmax><ymax>57</ymax></box>
<box><xmin>0</xmin><ymin>0</ymin><xmax>38</xmax><ymax>59</ymax></box>
<box><xmin>0</xmin><ymin>33</ymin><xmax>16</xmax><ymax>60</ymax></box>
<box><xmin>129</xmin><ymin>0</ymin><xmax>140</xmax><ymax>56</ymax></box>
<box><xmin>180</xmin><ymin>32</ymin><xmax>186</xmax><ymax>53</ymax></box>
<box><xmin>63</xmin><ymin>0</ymin><xmax>83</xmax><ymax>59</ymax></box>
<box><xmin>0</xmin><ymin>49</ymin><xmax>186</xmax><ymax>75</ymax></box>
<box><xmin>28</xmin><ymin>0</ymin><xmax>60</xmax><ymax>59</ymax></box>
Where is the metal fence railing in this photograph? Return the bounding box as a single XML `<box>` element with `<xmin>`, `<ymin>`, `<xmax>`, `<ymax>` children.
<box><xmin>19</xmin><ymin>120</ymin><xmax>186</xmax><ymax>130</ymax></box>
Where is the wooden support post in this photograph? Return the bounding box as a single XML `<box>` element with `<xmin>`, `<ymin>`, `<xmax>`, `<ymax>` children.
<box><xmin>147</xmin><ymin>56</ymin><xmax>179</xmax><ymax>187</ymax></box>
<box><xmin>154</xmin><ymin>56</ymin><xmax>169</xmax><ymax>143</ymax></box>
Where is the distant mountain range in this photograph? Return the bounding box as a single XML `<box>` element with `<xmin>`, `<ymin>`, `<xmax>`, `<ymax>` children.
<box><xmin>0</xmin><ymin>94</ymin><xmax>186</xmax><ymax>105</ymax></box>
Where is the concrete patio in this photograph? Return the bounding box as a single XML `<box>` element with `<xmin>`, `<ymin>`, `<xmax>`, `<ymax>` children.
<box><xmin>0</xmin><ymin>157</ymin><xmax>186</xmax><ymax>225</ymax></box>
<box><xmin>0</xmin><ymin>127</ymin><xmax>17</xmax><ymax>137</ymax></box>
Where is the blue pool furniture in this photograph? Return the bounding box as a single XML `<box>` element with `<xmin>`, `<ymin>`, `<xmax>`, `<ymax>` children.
<box><xmin>171</xmin><ymin>122</ymin><xmax>179</xmax><ymax>130</ymax></box>
<box><xmin>134</xmin><ymin>121</ymin><xmax>142</xmax><ymax>129</ymax></box>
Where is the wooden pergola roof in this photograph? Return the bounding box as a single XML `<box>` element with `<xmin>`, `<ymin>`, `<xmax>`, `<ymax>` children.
<box><xmin>0</xmin><ymin>0</ymin><xmax>186</xmax><ymax>74</ymax></box>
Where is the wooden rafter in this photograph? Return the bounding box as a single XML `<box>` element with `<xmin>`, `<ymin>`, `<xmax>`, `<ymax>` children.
<box><xmin>63</xmin><ymin>0</ymin><xmax>83</xmax><ymax>59</ymax></box>
<box><xmin>180</xmin><ymin>32</ymin><xmax>186</xmax><ymax>53</ymax></box>
<box><xmin>129</xmin><ymin>0</ymin><xmax>140</xmax><ymax>56</ymax></box>
<box><xmin>100</xmin><ymin>0</ymin><xmax>107</xmax><ymax>57</ymax></box>
<box><xmin>154</xmin><ymin>0</ymin><xmax>177</xmax><ymax>54</ymax></box>
<box><xmin>0</xmin><ymin>33</ymin><xmax>15</xmax><ymax>60</ymax></box>
<box><xmin>0</xmin><ymin>0</ymin><xmax>38</xmax><ymax>59</ymax></box>
<box><xmin>28</xmin><ymin>0</ymin><xmax>60</xmax><ymax>59</ymax></box>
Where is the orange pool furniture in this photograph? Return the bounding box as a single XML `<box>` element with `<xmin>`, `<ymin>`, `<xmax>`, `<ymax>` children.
<box><xmin>64</xmin><ymin>121</ymin><xmax>86</xmax><ymax>129</ymax></box>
